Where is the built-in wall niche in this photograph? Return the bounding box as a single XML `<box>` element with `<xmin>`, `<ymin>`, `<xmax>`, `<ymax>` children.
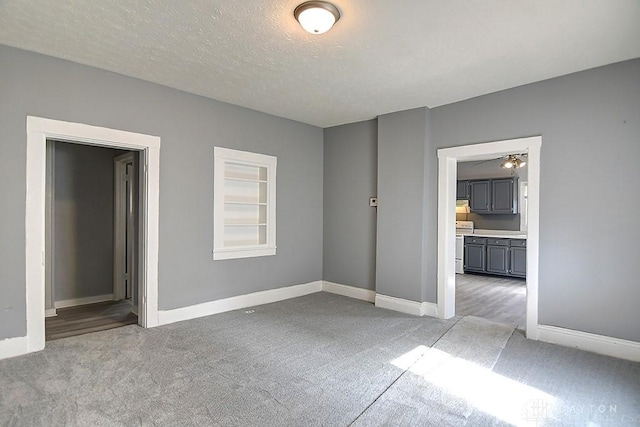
<box><xmin>213</xmin><ymin>147</ymin><xmax>277</xmax><ymax>260</ymax></box>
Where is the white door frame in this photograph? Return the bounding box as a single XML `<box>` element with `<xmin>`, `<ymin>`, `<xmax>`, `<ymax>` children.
<box><xmin>114</xmin><ymin>152</ymin><xmax>137</xmax><ymax>303</ymax></box>
<box><xmin>436</xmin><ymin>136</ymin><xmax>541</xmax><ymax>339</ymax></box>
<box><xmin>25</xmin><ymin>116</ymin><xmax>161</xmax><ymax>354</ymax></box>
<box><xmin>44</xmin><ymin>141</ymin><xmax>57</xmax><ymax>317</ymax></box>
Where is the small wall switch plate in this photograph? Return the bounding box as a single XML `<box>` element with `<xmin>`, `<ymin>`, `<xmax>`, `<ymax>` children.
<box><xmin>369</xmin><ymin>197</ymin><xmax>378</xmax><ymax>207</ymax></box>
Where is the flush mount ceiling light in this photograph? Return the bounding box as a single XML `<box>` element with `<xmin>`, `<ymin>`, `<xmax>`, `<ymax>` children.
<box><xmin>500</xmin><ymin>154</ymin><xmax>527</xmax><ymax>169</ymax></box>
<box><xmin>294</xmin><ymin>1</ymin><xmax>341</xmax><ymax>35</ymax></box>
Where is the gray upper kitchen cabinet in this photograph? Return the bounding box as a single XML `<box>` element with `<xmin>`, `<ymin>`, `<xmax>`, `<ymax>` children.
<box><xmin>469</xmin><ymin>180</ymin><xmax>491</xmax><ymax>213</ymax></box>
<box><xmin>486</xmin><ymin>238</ymin><xmax>510</xmax><ymax>275</ymax></box>
<box><xmin>469</xmin><ymin>178</ymin><xmax>518</xmax><ymax>214</ymax></box>
<box><xmin>457</xmin><ymin>180</ymin><xmax>470</xmax><ymax>200</ymax></box>
<box><xmin>492</xmin><ymin>178</ymin><xmax>518</xmax><ymax>214</ymax></box>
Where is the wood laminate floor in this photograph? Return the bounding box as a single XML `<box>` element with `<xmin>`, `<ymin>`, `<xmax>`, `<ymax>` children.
<box><xmin>46</xmin><ymin>300</ymin><xmax>138</xmax><ymax>341</ymax></box>
<box><xmin>455</xmin><ymin>273</ymin><xmax>526</xmax><ymax>329</ymax></box>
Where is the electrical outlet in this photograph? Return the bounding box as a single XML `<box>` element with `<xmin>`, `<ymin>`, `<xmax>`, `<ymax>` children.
<box><xmin>369</xmin><ymin>197</ymin><xmax>378</xmax><ymax>207</ymax></box>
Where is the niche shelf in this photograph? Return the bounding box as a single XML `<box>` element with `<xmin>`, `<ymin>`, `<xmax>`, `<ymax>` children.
<box><xmin>213</xmin><ymin>147</ymin><xmax>277</xmax><ymax>260</ymax></box>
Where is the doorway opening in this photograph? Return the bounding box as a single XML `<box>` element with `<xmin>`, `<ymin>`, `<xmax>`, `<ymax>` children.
<box><xmin>25</xmin><ymin>116</ymin><xmax>160</xmax><ymax>355</ymax></box>
<box><xmin>44</xmin><ymin>141</ymin><xmax>141</xmax><ymax>340</ymax></box>
<box><xmin>454</xmin><ymin>158</ymin><xmax>527</xmax><ymax>329</ymax></box>
<box><xmin>437</xmin><ymin>136</ymin><xmax>541</xmax><ymax>339</ymax></box>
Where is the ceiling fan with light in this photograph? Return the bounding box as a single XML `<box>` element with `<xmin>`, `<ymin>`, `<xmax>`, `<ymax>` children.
<box><xmin>499</xmin><ymin>154</ymin><xmax>527</xmax><ymax>169</ymax></box>
<box><xmin>469</xmin><ymin>153</ymin><xmax>528</xmax><ymax>171</ymax></box>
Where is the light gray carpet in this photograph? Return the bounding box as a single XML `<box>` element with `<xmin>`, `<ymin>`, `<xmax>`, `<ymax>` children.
<box><xmin>467</xmin><ymin>331</ymin><xmax>640</xmax><ymax>426</ymax></box>
<box><xmin>351</xmin><ymin>316</ymin><xmax>515</xmax><ymax>426</ymax></box>
<box><xmin>1</xmin><ymin>292</ymin><xmax>639</xmax><ymax>426</ymax></box>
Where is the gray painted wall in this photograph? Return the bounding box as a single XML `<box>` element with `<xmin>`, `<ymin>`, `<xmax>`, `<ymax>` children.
<box><xmin>323</xmin><ymin>59</ymin><xmax>639</xmax><ymax>342</ymax></box>
<box><xmin>376</xmin><ymin>108</ymin><xmax>433</xmax><ymax>302</ymax></box>
<box><xmin>432</xmin><ymin>59</ymin><xmax>640</xmax><ymax>342</ymax></box>
<box><xmin>2</xmin><ymin>43</ymin><xmax>637</xmax><ymax>345</ymax></box>
<box><xmin>0</xmin><ymin>45</ymin><xmax>323</xmax><ymax>340</ymax></box>
<box><xmin>460</xmin><ymin>213</ymin><xmax>520</xmax><ymax>231</ymax></box>
<box><xmin>323</xmin><ymin>120</ymin><xmax>377</xmax><ymax>290</ymax></box>
<box><xmin>53</xmin><ymin>142</ymin><xmax>123</xmax><ymax>301</ymax></box>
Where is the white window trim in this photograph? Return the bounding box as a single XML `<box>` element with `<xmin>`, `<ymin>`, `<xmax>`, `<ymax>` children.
<box><xmin>213</xmin><ymin>147</ymin><xmax>277</xmax><ymax>260</ymax></box>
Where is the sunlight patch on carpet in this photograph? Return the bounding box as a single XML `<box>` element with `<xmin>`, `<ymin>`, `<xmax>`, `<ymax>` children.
<box><xmin>392</xmin><ymin>346</ymin><xmax>557</xmax><ymax>425</ymax></box>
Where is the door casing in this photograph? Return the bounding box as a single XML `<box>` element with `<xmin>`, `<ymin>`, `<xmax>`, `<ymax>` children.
<box><xmin>114</xmin><ymin>152</ymin><xmax>138</xmax><ymax>306</ymax></box>
<box><xmin>25</xmin><ymin>116</ymin><xmax>160</xmax><ymax>354</ymax></box>
<box><xmin>436</xmin><ymin>136</ymin><xmax>541</xmax><ymax>339</ymax></box>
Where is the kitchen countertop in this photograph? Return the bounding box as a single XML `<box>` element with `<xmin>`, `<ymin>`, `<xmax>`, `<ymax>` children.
<box><xmin>463</xmin><ymin>229</ymin><xmax>527</xmax><ymax>239</ymax></box>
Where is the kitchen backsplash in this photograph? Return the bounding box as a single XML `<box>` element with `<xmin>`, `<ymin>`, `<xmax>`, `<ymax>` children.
<box><xmin>456</xmin><ymin>213</ymin><xmax>521</xmax><ymax>231</ymax></box>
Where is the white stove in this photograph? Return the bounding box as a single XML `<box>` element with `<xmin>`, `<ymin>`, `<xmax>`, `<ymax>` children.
<box><xmin>455</xmin><ymin>220</ymin><xmax>475</xmax><ymax>235</ymax></box>
<box><xmin>455</xmin><ymin>221</ymin><xmax>474</xmax><ymax>274</ymax></box>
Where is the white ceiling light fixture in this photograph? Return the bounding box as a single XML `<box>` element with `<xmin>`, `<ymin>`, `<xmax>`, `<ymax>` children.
<box><xmin>294</xmin><ymin>1</ymin><xmax>341</xmax><ymax>35</ymax></box>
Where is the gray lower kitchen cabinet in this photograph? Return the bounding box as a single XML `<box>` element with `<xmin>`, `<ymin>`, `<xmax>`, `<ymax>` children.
<box><xmin>464</xmin><ymin>237</ymin><xmax>486</xmax><ymax>272</ymax></box>
<box><xmin>510</xmin><ymin>244</ymin><xmax>527</xmax><ymax>278</ymax></box>
<box><xmin>486</xmin><ymin>239</ymin><xmax>510</xmax><ymax>274</ymax></box>
<box><xmin>464</xmin><ymin>237</ymin><xmax>526</xmax><ymax>278</ymax></box>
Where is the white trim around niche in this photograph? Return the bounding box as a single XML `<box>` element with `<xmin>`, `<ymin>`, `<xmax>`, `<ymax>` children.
<box><xmin>437</xmin><ymin>136</ymin><xmax>542</xmax><ymax>340</ymax></box>
<box><xmin>213</xmin><ymin>147</ymin><xmax>277</xmax><ymax>261</ymax></box>
<box><xmin>23</xmin><ymin>116</ymin><xmax>161</xmax><ymax>357</ymax></box>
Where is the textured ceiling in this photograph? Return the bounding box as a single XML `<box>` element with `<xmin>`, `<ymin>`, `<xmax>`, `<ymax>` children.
<box><xmin>1</xmin><ymin>0</ymin><xmax>639</xmax><ymax>128</ymax></box>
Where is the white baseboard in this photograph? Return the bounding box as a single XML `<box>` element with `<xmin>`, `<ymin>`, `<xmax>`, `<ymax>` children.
<box><xmin>537</xmin><ymin>325</ymin><xmax>640</xmax><ymax>362</ymax></box>
<box><xmin>375</xmin><ymin>294</ymin><xmax>438</xmax><ymax>317</ymax></box>
<box><xmin>158</xmin><ymin>281</ymin><xmax>323</xmax><ymax>326</ymax></box>
<box><xmin>0</xmin><ymin>336</ymin><xmax>29</xmax><ymax>360</ymax></box>
<box><xmin>322</xmin><ymin>281</ymin><xmax>376</xmax><ymax>303</ymax></box>
<box><xmin>45</xmin><ymin>308</ymin><xmax>57</xmax><ymax>318</ymax></box>
<box><xmin>55</xmin><ymin>294</ymin><xmax>114</xmax><ymax>309</ymax></box>
<box><xmin>421</xmin><ymin>301</ymin><xmax>439</xmax><ymax>317</ymax></box>
<box><xmin>376</xmin><ymin>294</ymin><xmax>422</xmax><ymax>316</ymax></box>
